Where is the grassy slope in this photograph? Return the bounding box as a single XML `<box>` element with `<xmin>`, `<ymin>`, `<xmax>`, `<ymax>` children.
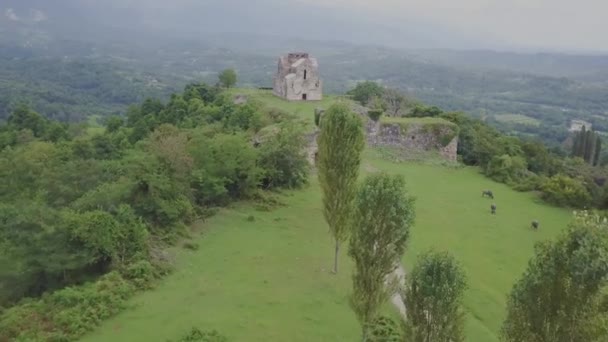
<box><xmin>81</xmin><ymin>154</ymin><xmax>569</xmax><ymax>342</ymax></box>
<box><xmin>81</xmin><ymin>90</ymin><xmax>570</xmax><ymax>341</ymax></box>
<box><xmin>494</xmin><ymin>114</ymin><xmax>541</xmax><ymax>126</ymax></box>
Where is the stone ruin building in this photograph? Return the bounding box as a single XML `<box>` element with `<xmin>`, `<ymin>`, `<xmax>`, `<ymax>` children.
<box><xmin>273</xmin><ymin>52</ymin><xmax>322</xmax><ymax>101</ymax></box>
<box><xmin>308</xmin><ymin>106</ymin><xmax>458</xmax><ymax>164</ymax></box>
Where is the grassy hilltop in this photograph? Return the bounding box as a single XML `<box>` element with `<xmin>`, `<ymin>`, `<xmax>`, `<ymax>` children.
<box><xmin>81</xmin><ymin>90</ymin><xmax>570</xmax><ymax>342</ymax></box>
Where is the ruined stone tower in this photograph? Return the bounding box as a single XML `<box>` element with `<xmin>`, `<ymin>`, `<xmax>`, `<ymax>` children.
<box><xmin>273</xmin><ymin>52</ymin><xmax>322</xmax><ymax>101</ymax></box>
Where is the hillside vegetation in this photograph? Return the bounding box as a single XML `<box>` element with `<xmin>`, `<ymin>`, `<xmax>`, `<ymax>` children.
<box><xmin>81</xmin><ymin>151</ymin><xmax>570</xmax><ymax>342</ymax></box>
<box><xmin>1</xmin><ymin>85</ymin><xmax>606</xmax><ymax>342</ymax></box>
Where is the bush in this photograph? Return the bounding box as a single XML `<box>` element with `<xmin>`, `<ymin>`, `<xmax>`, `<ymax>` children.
<box><xmin>367</xmin><ymin>109</ymin><xmax>383</xmax><ymax>122</ymax></box>
<box><xmin>365</xmin><ymin>316</ymin><xmax>403</xmax><ymax>341</ymax></box>
<box><xmin>169</xmin><ymin>327</ymin><xmax>228</xmax><ymax>342</ymax></box>
<box><xmin>183</xmin><ymin>241</ymin><xmax>200</xmax><ymax>251</ymax></box>
<box><xmin>541</xmin><ymin>174</ymin><xmax>592</xmax><ymax>208</ymax></box>
<box><xmin>484</xmin><ymin>154</ymin><xmax>529</xmax><ymax>184</ymax></box>
<box><xmin>257</xmin><ymin>124</ymin><xmax>309</xmax><ymax>189</ymax></box>
<box><xmin>121</xmin><ymin>260</ymin><xmax>157</xmax><ymax>290</ymax></box>
<box><xmin>0</xmin><ymin>272</ymin><xmax>135</xmax><ymax>341</ymax></box>
<box><xmin>347</xmin><ymin>81</ymin><xmax>384</xmax><ymax>105</ymax></box>
<box><xmin>189</xmin><ymin>132</ymin><xmax>261</xmax><ymax>205</ymax></box>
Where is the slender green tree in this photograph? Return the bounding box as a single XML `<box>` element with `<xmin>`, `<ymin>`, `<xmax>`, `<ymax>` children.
<box><xmin>502</xmin><ymin>211</ymin><xmax>608</xmax><ymax>342</ymax></box>
<box><xmin>594</xmin><ymin>136</ymin><xmax>602</xmax><ymax>166</ymax></box>
<box><xmin>317</xmin><ymin>103</ymin><xmax>365</xmax><ymax>274</ymax></box>
<box><xmin>572</xmin><ymin>132</ymin><xmax>581</xmax><ymax>158</ymax></box>
<box><xmin>349</xmin><ymin>173</ymin><xmax>415</xmax><ymax>339</ymax></box>
<box><xmin>576</xmin><ymin>126</ymin><xmax>587</xmax><ymax>157</ymax></box>
<box><xmin>404</xmin><ymin>251</ymin><xmax>467</xmax><ymax>342</ymax></box>
<box><xmin>218</xmin><ymin>69</ymin><xmax>237</xmax><ymax>88</ymax></box>
<box><xmin>584</xmin><ymin>130</ymin><xmax>595</xmax><ymax>163</ymax></box>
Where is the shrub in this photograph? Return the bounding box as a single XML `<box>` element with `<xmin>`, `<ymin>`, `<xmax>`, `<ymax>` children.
<box><xmin>484</xmin><ymin>154</ymin><xmax>529</xmax><ymax>185</ymax></box>
<box><xmin>183</xmin><ymin>241</ymin><xmax>200</xmax><ymax>251</ymax></box>
<box><xmin>541</xmin><ymin>174</ymin><xmax>592</xmax><ymax>208</ymax></box>
<box><xmin>257</xmin><ymin>124</ymin><xmax>309</xmax><ymax>189</ymax></box>
<box><xmin>251</xmin><ymin>190</ymin><xmax>285</xmax><ymax>212</ymax></box>
<box><xmin>189</xmin><ymin>132</ymin><xmax>261</xmax><ymax>205</ymax></box>
<box><xmin>367</xmin><ymin>109</ymin><xmax>383</xmax><ymax>122</ymax></box>
<box><xmin>365</xmin><ymin>316</ymin><xmax>403</xmax><ymax>342</ymax></box>
<box><xmin>0</xmin><ymin>272</ymin><xmax>135</xmax><ymax>341</ymax></box>
<box><xmin>170</xmin><ymin>327</ymin><xmax>228</xmax><ymax>342</ymax></box>
<box><xmin>121</xmin><ymin>260</ymin><xmax>157</xmax><ymax>290</ymax></box>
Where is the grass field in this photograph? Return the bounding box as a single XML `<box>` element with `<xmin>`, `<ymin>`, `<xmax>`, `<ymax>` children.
<box><xmin>230</xmin><ymin>89</ymin><xmax>346</xmax><ymax>126</ymax></box>
<box><xmin>494</xmin><ymin>114</ymin><xmax>541</xmax><ymax>126</ymax></box>
<box><xmin>81</xmin><ymin>149</ymin><xmax>570</xmax><ymax>342</ymax></box>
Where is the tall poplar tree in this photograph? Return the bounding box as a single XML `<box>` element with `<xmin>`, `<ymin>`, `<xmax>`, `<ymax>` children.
<box><xmin>317</xmin><ymin>103</ymin><xmax>365</xmax><ymax>274</ymax></box>
<box><xmin>349</xmin><ymin>174</ymin><xmax>415</xmax><ymax>339</ymax></box>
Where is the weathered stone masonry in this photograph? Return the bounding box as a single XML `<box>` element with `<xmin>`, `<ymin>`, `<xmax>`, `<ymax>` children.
<box><xmin>308</xmin><ymin>108</ymin><xmax>458</xmax><ymax>165</ymax></box>
<box><xmin>365</xmin><ymin>119</ymin><xmax>458</xmax><ymax>162</ymax></box>
<box><xmin>273</xmin><ymin>52</ymin><xmax>322</xmax><ymax>101</ymax></box>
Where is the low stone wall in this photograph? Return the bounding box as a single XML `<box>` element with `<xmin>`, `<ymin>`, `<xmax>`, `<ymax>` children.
<box><xmin>306</xmin><ymin>105</ymin><xmax>459</xmax><ymax>166</ymax></box>
<box><xmin>366</xmin><ymin>120</ymin><xmax>458</xmax><ymax>162</ymax></box>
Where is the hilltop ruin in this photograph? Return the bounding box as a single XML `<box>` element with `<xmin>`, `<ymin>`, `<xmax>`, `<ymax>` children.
<box><xmin>273</xmin><ymin>52</ymin><xmax>322</xmax><ymax>101</ymax></box>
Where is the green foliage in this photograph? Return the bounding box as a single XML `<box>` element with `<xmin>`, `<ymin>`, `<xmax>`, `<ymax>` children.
<box><xmin>189</xmin><ymin>132</ymin><xmax>261</xmax><ymax>205</ymax></box>
<box><xmin>0</xmin><ymin>271</ymin><xmax>138</xmax><ymax>342</ymax></box>
<box><xmin>410</xmin><ymin>104</ymin><xmax>443</xmax><ymax>118</ymax></box>
<box><xmin>404</xmin><ymin>251</ymin><xmax>467</xmax><ymax>342</ymax></box>
<box><xmin>365</xmin><ymin>316</ymin><xmax>403</xmax><ymax>342</ymax></box>
<box><xmin>541</xmin><ymin>174</ymin><xmax>592</xmax><ymax>208</ymax></box>
<box><xmin>218</xmin><ymin>69</ymin><xmax>237</xmax><ymax>88</ymax></box>
<box><xmin>348</xmin><ymin>81</ymin><xmax>384</xmax><ymax>105</ymax></box>
<box><xmin>0</xmin><ymin>84</ymin><xmax>310</xmax><ymax>332</ymax></box>
<box><xmin>367</xmin><ymin>109</ymin><xmax>383</xmax><ymax>122</ymax></box>
<box><xmin>257</xmin><ymin>124</ymin><xmax>309</xmax><ymax>189</ymax></box>
<box><xmin>502</xmin><ymin>211</ymin><xmax>608</xmax><ymax>342</ymax></box>
<box><xmin>317</xmin><ymin>103</ymin><xmax>365</xmax><ymax>273</ymax></box>
<box><xmin>485</xmin><ymin>154</ymin><xmax>529</xmax><ymax>184</ymax></box>
<box><xmin>105</xmin><ymin>115</ymin><xmax>124</xmax><ymax>133</ymax></box>
<box><xmin>349</xmin><ymin>173</ymin><xmax>415</xmax><ymax>338</ymax></box>
<box><xmin>572</xmin><ymin>127</ymin><xmax>602</xmax><ymax>166</ymax></box>
<box><xmin>169</xmin><ymin>327</ymin><xmax>228</xmax><ymax>342</ymax></box>
<box><xmin>381</xmin><ymin>88</ymin><xmax>417</xmax><ymax>117</ymax></box>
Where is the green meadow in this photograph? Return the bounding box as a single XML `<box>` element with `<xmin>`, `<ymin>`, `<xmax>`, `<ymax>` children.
<box><xmin>494</xmin><ymin>113</ymin><xmax>541</xmax><ymax>126</ymax></box>
<box><xmin>81</xmin><ymin>147</ymin><xmax>570</xmax><ymax>341</ymax></box>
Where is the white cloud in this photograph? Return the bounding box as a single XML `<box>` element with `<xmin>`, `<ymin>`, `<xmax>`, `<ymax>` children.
<box><xmin>5</xmin><ymin>8</ymin><xmax>20</xmax><ymax>21</ymax></box>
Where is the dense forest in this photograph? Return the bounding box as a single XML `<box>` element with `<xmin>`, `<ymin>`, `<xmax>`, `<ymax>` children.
<box><xmin>0</xmin><ymin>83</ymin><xmax>310</xmax><ymax>341</ymax></box>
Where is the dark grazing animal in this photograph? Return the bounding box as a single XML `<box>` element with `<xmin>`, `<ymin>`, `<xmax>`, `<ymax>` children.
<box><xmin>482</xmin><ymin>190</ymin><xmax>494</xmax><ymax>199</ymax></box>
<box><xmin>531</xmin><ymin>220</ymin><xmax>539</xmax><ymax>230</ymax></box>
<box><xmin>491</xmin><ymin>204</ymin><xmax>497</xmax><ymax>214</ymax></box>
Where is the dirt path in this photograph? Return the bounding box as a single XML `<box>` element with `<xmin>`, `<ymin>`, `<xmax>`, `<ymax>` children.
<box><xmin>387</xmin><ymin>265</ymin><xmax>407</xmax><ymax>320</ymax></box>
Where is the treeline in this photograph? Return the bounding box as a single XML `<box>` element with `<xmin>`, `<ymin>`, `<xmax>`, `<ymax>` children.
<box><xmin>0</xmin><ymin>54</ymin><xmax>177</xmax><ymax>122</ymax></box>
<box><xmin>0</xmin><ymin>83</ymin><xmax>309</xmax><ymax>341</ymax></box>
<box><xmin>349</xmin><ymin>81</ymin><xmax>608</xmax><ymax>209</ymax></box>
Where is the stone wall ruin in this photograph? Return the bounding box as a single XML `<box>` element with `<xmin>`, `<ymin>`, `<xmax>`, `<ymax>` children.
<box><xmin>307</xmin><ymin>106</ymin><xmax>458</xmax><ymax>165</ymax></box>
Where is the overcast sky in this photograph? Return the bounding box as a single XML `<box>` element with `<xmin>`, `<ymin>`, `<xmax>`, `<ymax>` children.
<box><xmin>3</xmin><ymin>0</ymin><xmax>608</xmax><ymax>52</ymax></box>
<box><xmin>300</xmin><ymin>0</ymin><xmax>608</xmax><ymax>52</ymax></box>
